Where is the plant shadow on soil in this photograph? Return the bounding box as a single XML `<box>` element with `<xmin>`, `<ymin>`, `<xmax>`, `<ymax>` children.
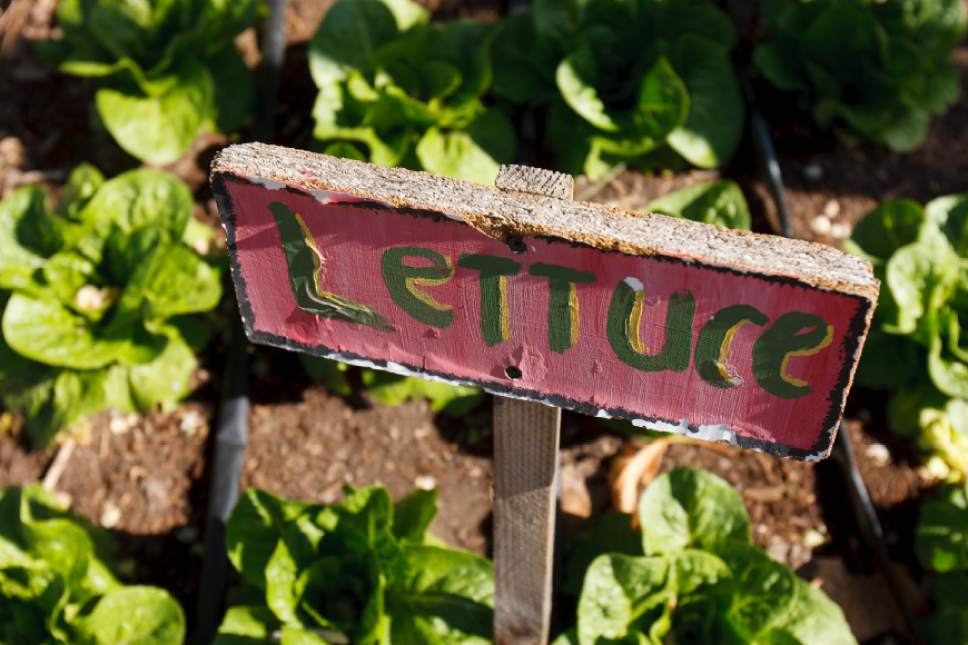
<box><xmin>1</xmin><ymin>3</ymin><xmax>966</xmax><ymax>641</ymax></box>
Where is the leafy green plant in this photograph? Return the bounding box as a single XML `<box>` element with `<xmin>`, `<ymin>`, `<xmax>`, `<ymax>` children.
<box><xmin>0</xmin><ymin>165</ymin><xmax>221</xmax><ymax>446</ymax></box>
<box><xmin>0</xmin><ymin>484</ymin><xmax>185</xmax><ymax>643</ymax></box>
<box><xmin>644</xmin><ymin>180</ymin><xmax>751</xmax><ymax>230</ymax></box>
<box><xmin>493</xmin><ymin>0</ymin><xmax>744</xmax><ymax>178</ymax></box>
<box><xmin>361</xmin><ymin>371</ymin><xmax>485</xmax><ymax>416</ymax></box>
<box><xmin>308</xmin><ymin>0</ymin><xmax>514</xmax><ymax>184</ymax></box>
<box><xmin>915</xmin><ymin>481</ymin><xmax>968</xmax><ymax>642</ymax></box>
<box><xmin>218</xmin><ymin>485</ymin><xmax>494</xmax><ymax>643</ymax></box>
<box><xmin>557</xmin><ymin>468</ymin><xmax>854</xmax><ymax>644</ymax></box>
<box><xmin>299</xmin><ymin>355</ymin><xmax>484</xmax><ymax>416</ymax></box>
<box><xmin>754</xmin><ymin>0</ymin><xmax>967</xmax><ymax>152</ymax></box>
<box><xmin>40</xmin><ymin>0</ymin><xmax>259</xmax><ymax>165</ymax></box>
<box><xmin>846</xmin><ymin>195</ymin><xmax>968</xmax><ymax>480</ymax></box>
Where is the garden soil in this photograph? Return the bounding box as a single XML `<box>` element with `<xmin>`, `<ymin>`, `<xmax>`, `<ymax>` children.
<box><xmin>0</xmin><ymin>1</ymin><xmax>966</xmax><ymax>638</ymax></box>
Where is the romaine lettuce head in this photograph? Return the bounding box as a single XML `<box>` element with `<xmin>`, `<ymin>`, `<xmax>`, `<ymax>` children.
<box><xmin>0</xmin><ymin>166</ymin><xmax>220</xmax><ymax>445</ymax></box>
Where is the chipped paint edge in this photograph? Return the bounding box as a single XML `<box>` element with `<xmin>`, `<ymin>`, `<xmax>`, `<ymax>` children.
<box><xmin>213</xmin><ymin>172</ymin><xmax>874</xmax><ymax>461</ymax></box>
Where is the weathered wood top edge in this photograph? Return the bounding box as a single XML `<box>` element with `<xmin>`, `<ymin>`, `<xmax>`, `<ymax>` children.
<box><xmin>212</xmin><ymin>142</ymin><xmax>879</xmax><ymax>300</ymax></box>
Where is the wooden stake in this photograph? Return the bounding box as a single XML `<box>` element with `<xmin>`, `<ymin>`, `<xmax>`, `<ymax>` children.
<box><xmin>492</xmin><ymin>165</ymin><xmax>573</xmax><ymax>645</ymax></box>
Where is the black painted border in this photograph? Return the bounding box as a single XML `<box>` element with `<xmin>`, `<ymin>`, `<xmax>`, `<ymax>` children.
<box><xmin>212</xmin><ymin>172</ymin><xmax>874</xmax><ymax>460</ymax></box>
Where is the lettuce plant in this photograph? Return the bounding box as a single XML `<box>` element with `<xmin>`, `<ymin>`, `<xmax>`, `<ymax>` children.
<box><xmin>493</xmin><ymin>0</ymin><xmax>745</xmax><ymax>178</ymax></box>
<box><xmin>218</xmin><ymin>485</ymin><xmax>494</xmax><ymax>643</ymax></box>
<box><xmin>0</xmin><ymin>165</ymin><xmax>221</xmax><ymax>446</ymax></box>
<box><xmin>300</xmin><ymin>355</ymin><xmax>484</xmax><ymax>416</ymax></box>
<box><xmin>846</xmin><ymin>195</ymin><xmax>968</xmax><ymax>480</ymax></box>
<box><xmin>40</xmin><ymin>0</ymin><xmax>259</xmax><ymax>165</ymax></box>
<box><xmin>0</xmin><ymin>485</ymin><xmax>185</xmax><ymax>644</ymax></box>
<box><xmin>558</xmin><ymin>469</ymin><xmax>854</xmax><ymax>644</ymax></box>
<box><xmin>308</xmin><ymin>0</ymin><xmax>515</xmax><ymax>184</ymax></box>
<box><xmin>754</xmin><ymin>0</ymin><xmax>967</xmax><ymax>152</ymax></box>
<box><xmin>915</xmin><ymin>481</ymin><xmax>968</xmax><ymax>642</ymax></box>
<box><xmin>644</xmin><ymin>180</ymin><xmax>752</xmax><ymax>230</ymax></box>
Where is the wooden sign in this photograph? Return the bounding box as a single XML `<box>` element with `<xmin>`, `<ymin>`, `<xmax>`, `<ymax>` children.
<box><xmin>212</xmin><ymin>143</ymin><xmax>878</xmax><ymax>460</ymax></box>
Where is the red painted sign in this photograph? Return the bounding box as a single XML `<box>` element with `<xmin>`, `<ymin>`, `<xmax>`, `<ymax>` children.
<box><xmin>213</xmin><ymin>144</ymin><xmax>877</xmax><ymax>460</ymax></box>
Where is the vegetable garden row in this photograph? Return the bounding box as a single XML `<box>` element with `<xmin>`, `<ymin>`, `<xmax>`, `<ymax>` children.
<box><xmin>0</xmin><ymin>0</ymin><xmax>967</xmax><ymax>643</ymax></box>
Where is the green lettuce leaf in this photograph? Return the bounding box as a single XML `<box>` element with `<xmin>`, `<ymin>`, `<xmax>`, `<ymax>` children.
<box><xmin>646</xmin><ymin>180</ymin><xmax>751</xmax><ymax>230</ymax></box>
<box><xmin>95</xmin><ymin>59</ymin><xmax>214</xmax><ymax>165</ymax></box>
<box><xmin>639</xmin><ymin>468</ymin><xmax>751</xmax><ymax>556</ymax></box>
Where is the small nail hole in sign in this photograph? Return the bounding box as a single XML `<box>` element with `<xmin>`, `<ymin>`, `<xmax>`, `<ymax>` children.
<box><xmin>505</xmin><ymin>366</ymin><xmax>523</xmax><ymax>379</ymax></box>
<box><xmin>506</xmin><ymin>237</ymin><xmax>526</xmax><ymax>254</ymax></box>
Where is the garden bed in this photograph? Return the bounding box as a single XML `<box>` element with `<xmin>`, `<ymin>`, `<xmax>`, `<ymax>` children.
<box><xmin>1</xmin><ymin>0</ymin><xmax>967</xmax><ymax>641</ymax></box>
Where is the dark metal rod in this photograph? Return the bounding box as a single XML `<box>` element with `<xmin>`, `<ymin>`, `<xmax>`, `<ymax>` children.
<box><xmin>191</xmin><ymin>314</ymin><xmax>250</xmax><ymax>645</ymax></box>
<box><xmin>193</xmin><ymin>1</ymin><xmax>286</xmax><ymax>640</ymax></box>
<box><xmin>747</xmin><ymin>94</ymin><xmax>921</xmax><ymax>644</ymax></box>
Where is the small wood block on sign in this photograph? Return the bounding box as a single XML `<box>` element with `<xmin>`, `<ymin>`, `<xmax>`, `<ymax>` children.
<box><xmin>211</xmin><ymin>143</ymin><xmax>879</xmax><ymax>460</ymax></box>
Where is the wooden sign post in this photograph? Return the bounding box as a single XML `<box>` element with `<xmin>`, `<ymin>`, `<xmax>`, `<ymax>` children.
<box><xmin>491</xmin><ymin>165</ymin><xmax>572</xmax><ymax>644</ymax></box>
<box><xmin>212</xmin><ymin>143</ymin><xmax>878</xmax><ymax>643</ymax></box>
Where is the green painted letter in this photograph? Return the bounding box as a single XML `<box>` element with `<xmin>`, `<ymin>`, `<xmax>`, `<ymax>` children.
<box><xmin>382</xmin><ymin>247</ymin><xmax>454</xmax><ymax>328</ymax></box>
<box><xmin>458</xmin><ymin>253</ymin><xmax>521</xmax><ymax>346</ymax></box>
<box><xmin>607</xmin><ymin>278</ymin><xmax>695</xmax><ymax>372</ymax></box>
<box><xmin>528</xmin><ymin>263</ymin><xmax>596</xmax><ymax>353</ymax></box>
<box><xmin>752</xmin><ymin>311</ymin><xmax>833</xmax><ymax>398</ymax></box>
<box><xmin>694</xmin><ymin>304</ymin><xmax>769</xmax><ymax>388</ymax></box>
<box><xmin>268</xmin><ymin>201</ymin><xmax>392</xmax><ymax>331</ymax></box>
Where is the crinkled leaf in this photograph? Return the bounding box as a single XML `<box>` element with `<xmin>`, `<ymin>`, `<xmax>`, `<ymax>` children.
<box><xmin>416</xmin><ymin>108</ymin><xmax>514</xmax><ymax>184</ymax></box>
<box><xmin>266</xmin><ymin>539</ymin><xmax>302</xmax><ymax>626</ymax></box>
<box><xmin>2</xmin><ymin>293</ymin><xmax>154</xmax><ymax>370</ymax></box>
<box><xmin>846</xmin><ymin>199</ymin><xmax>925</xmax><ymax>263</ymax></box>
<box><xmin>0</xmin><ymin>187</ymin><xmax>51</xmax><ymax>291</ymax></box>
<box><xmin>214</xmin><ymin>605</ymin><xmax>280</xmax><ymax>644</ymax></box>
<box><xmin>143</xmin><ymin>245</ymin><xmax>221</xmax><ymax>319</ymax></box>
<box><xmin>57</xmin><ymin>163</ymin><xmax>105</xmax><ymax>219</ymax></box>
<box><xmin>646</xmin><ymin>180</ymin><xmax>751</xmax><ymax>230</ymax></box>
<box><xmin>227</xmin><ymin>488</ymin><xmax>315</xmax><ymax>589</ymax></box>
<box><xmin>392</xmin><ymin>488</ymin><xmax>437</xmax><ymax>545</ymax></box>
<box><xmin>639</xmin><ymin>468</ymin><xmax>751</xmax><ymax>556</ymax></box>
<box><xmin>95</xmin><ymin>60</ymin><xmax>213</xmax><ymax>165</ymax></box>
<box><xmin>667</xmin><ymin>35</ymin><xmax>744</xmax><ymax>168</ymax></box>
<box><xmin>575</xmin><ymin>553</ymin><xmax>671</xmax><ymax>644</ymax></box>
<box><xmin>556</xmin><ymin>43</ymin><xmax>618</xmax><ymax>132</ymax></box>
<box><xmin>19</xmin><ymin>517</ymin><xmax>93</xmax><ymax>591</ymax></box>
<box><xmin>127</xmin><ymin>331</ymin><xmax>196</xmax><ymax>411</ymax></box>
<box><xmin>884</xmin><ymin>233</ymin><xmax>958</xmax><ymax>336</ymax></box>
<box><xmin>721</xmin><ymin>544</ymin><xmax>797</xmax><ymax>638</ymax></box>
<box><xmin>79</xmin><ymin>586</ymin><xmax>185</xmax><ymax>645</ymax></box>
<box><xmin>387</xmin><ymin>545</ymin><xmax>493</xmax><ymax>643</ymax></box>
<box><xmin>394</xmin><ymin>545</ymin><xmax>493</xmax><ymax>605</ymax></box>
<box><xmin>79</xmin><ymin>168</ymin><xmax>192</xmax><ymax>240</ymax></box>
<box><xmin>764</xmin><ymin>579</ymin><xmax>855</xmax><ymax>645</ymax></box>
<box><xmin>926</xmin><ymin>193</ymin><xmax>968</xmax><ymax>256</ymax></box>
<box><xmin>309</xmin><ymin>0</ymin><xmax>426</xmax><ymax>87</ymax></box>
<box><xmin>916</xmin><ymin>482</ymin><xmax>968</xmax><ymax>572</ymax></box>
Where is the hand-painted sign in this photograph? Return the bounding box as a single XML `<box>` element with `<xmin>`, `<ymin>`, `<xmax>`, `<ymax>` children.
<box><xmin>212</xmin><ymin>143</ymin><xmax>878</xmax><ymax>459</ymax></box>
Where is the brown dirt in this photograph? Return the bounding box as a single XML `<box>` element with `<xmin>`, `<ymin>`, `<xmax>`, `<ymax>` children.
<box><xmin>242</xmin><ymin>384</ymin><xmax>494</xmax><ymax>554</ymax></box>
<box><xmin>0</xmin><ymin>404</ymin><xmax>211</xmax><ymax>533</ymax></box>
<box><xmin>0</xmin><ymin>403</ymin><xmax>214</xmax><ymax>607</ymax></box>
<box><xmin>0</xmin><ymin>5</ymin><xmax>966</xmax><ymax>642</ymax></box>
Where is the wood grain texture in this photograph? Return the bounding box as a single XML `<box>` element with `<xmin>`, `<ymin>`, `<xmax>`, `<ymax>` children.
<box><xmin>495</xmin><ymin>164</ymin><xmax>574</xmax><ymax>200</ymax></box>
<box><xmin>213</xmin><ymin>144</ymin><xmax>876</xmax><ymax>459</ymax></box>
<box><xmin>212</xmin><ymin>143</ymin><xmax>877</xmax><ymax>300</ymax></box>
<box><xmin>493</xmin><ymin>398</ymin><xmax>562</xmax><ymax>645</ymax></box>
<box><xmin>492</xmin><ymin>164</ymin><xmax>568</xmax><ymax>645</ymax></box>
